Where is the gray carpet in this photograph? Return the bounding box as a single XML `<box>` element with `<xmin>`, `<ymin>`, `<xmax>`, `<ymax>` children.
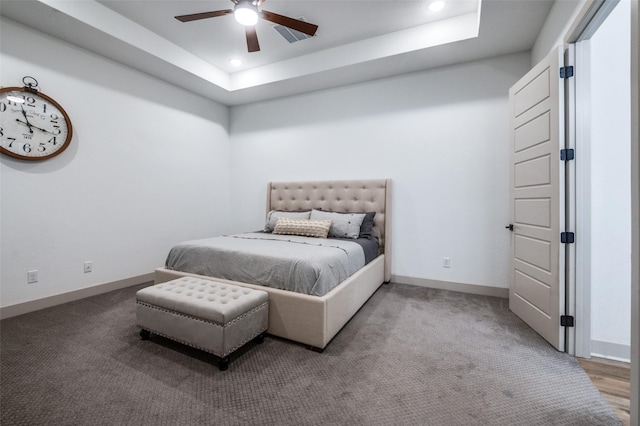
<box><xmin>1</xmin><ymin>282</ymin><xmax>621</xmax><ymax>425</ymax></box>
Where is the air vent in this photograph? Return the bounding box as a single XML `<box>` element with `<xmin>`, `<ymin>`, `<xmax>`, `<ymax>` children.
<box><xmin>273</xmin><ymin>18</ymin><xmax>312</xmax><ymax>43</ymax></box>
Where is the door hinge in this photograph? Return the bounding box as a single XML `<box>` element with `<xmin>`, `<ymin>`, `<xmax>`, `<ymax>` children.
<box><xmin>561</xmin><ymin>232</ymin><xmax>575</xmax><ymax>244</ymax></box>
<box><xmin>561</xmin><ymin>315</ymin><xmax>575</xmax><ymax>327</ymax></box>
<box><xmin>560</xmin><ymin>66</ymin><xmax>574</xmax><ymax>78</ymax></box>
<box><xmin>560</xmin><ymin>148</ymin><xmax>575</xmax><ymax>161</ymax></box>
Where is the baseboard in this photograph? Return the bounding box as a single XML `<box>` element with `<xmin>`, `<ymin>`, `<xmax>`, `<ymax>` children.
<box><xmin>0</xmin><ymin>273</ymin><xmax>154</xmax><ymax>320</ymax></box>
<box><xmin>391</xmin><ymin>275</ymin><xmax>509</xmax><ymax>298</ymax></box>
<box><xmin>590</xmin><ymin>339</ymin><xmax>631</xmax><ymax>362</ymax></box>
<box><xmin>2</xmin><ymin>274</ymin><xmax>507</xmax><ymax>319</ymax></box>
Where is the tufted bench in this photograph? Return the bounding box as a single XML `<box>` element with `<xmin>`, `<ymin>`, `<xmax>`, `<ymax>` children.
<box><xmin>136</xmin><ymin>277</ymin><xmax>269</xmax><ymax>371</ymax></box>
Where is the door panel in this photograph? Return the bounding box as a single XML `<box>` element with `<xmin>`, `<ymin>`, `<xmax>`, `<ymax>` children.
<box><xmin>515</xmin><ymin>271</ymin><xmax>551</xmax><ymax>314</ymax></box>
<box><xmin>515</xmin><ymin>155</ymin><xmax>551</xmax><ymax>187</ymax></box>
<box><xmin>515</xmin><ymin>112</ymin><xmax>551</xmax><ymax>152</ymax></box>
<box><xmin>515</xmin><ymin>235</ymin><xmax>551</xmax><ymax>271</ymax></box>
<box><xmin>509</xmin><ymin>46</ymin><xmax>565</xmax><ymax>351</ymax></box>
<box><xmin>515</xmin><ymin>199</ymin><xmax>551</xmax><ymax>227</ymax></box>
<box><xmin>513</xmin><ymin>68</ymin><xmax>551</xmax><ymax>116</ymax></box>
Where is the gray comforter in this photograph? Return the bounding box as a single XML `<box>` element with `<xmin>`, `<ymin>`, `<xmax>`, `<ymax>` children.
<box><xmin>165</xmin><ymin>232</ymin><xmax>366</xmax><ymax>296</ymax></box>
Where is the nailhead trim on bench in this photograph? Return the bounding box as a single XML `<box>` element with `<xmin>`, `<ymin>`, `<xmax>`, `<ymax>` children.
<box><xmin>136</xmin><ymin>301</ymin><xmax>269</xmax><ymax>358</ymax></box>
<box><xmin>136</xmin><ymin>300</ymin><xmax>269</xmax><ymax>327</ymax></box>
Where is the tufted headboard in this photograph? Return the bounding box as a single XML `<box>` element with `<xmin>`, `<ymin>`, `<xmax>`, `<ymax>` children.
<box><xmin>267</xmin><ymin>179</ymin><xmax>392</xmax><ymax>281</ymax></box>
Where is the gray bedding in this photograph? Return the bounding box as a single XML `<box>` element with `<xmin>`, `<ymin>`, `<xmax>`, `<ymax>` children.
<box><xmin>165</xmin><ymin>232</ymin><xmax>367</xmax><ymax>296</ymax></box>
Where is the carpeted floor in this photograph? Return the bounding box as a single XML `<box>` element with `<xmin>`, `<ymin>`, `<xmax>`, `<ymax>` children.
<box><xmin>0</xmin><ymin>282</ymin><xmax>621</xmax><ymax>425</ymax></box>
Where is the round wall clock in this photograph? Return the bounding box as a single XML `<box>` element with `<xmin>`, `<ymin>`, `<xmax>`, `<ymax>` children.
<box><xmin>0</xmin><ymin>81</ymin><xmax>73</xmax><ymax>161</ymax></box>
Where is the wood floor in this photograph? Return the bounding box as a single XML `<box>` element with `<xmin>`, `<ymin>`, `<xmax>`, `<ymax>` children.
<box><xmin>579</xmin><ymin>357</ymin><xmax>631</xmax><ymax>426</ymax></box>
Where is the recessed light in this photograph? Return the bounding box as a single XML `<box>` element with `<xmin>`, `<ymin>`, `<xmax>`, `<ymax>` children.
<box><xmin>229</xmin><ymin>58</ymin><xmax>243</xmax><ymax>67</ymax></box>
<box><xmin>429</xmin><ymin>0</ymin><xmax>445</xmax><ymax>12</ymax></box>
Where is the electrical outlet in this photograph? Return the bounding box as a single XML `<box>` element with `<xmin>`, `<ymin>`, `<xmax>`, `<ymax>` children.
<box><xmin>84</xmin><ymin>261</ymin><xmax>93</xmax><ymax>273</ymax></box>
<box><xmin>27</xmin><ymin>270</ymin><xmax>38</xmax><ymax>283</ymax></box>
<box><xmin>442</xmin><ymin>257</ymin><xmax>451</xmax><ymax>268</ymax></box>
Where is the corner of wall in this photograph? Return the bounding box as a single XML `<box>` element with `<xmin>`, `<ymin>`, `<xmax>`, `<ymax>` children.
<box><xmin>629</xmin><ymin>0</ymin><xmax>639</xmax><ymax>423</ymax></box>
<box><xmin>531</xmin><ymin>0</ymin><xmax>591</xmax><ymax>65</ymax></box>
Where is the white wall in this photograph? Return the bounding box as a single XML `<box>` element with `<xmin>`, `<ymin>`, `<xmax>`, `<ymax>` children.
<box><xmin>589</xmin><ymin>0</ymin><xmax>632</xmax><ymax>360</ymax></box>
<box><xmin>0</xmin><ymin>18</ymin><xmax>231</xmax><ymax>308</ymax></box>
<box><xmin>531</xmin><ymin>0</ymin><xmax>587</xmax><ymax>65</ymax></box>
<box><xmin>229</xmin><ymin>52</ymin><xmax>531</xmax><ymax>291</ymax></box>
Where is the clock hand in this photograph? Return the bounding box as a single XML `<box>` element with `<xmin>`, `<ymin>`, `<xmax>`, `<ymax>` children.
<box><xmin>30</xmin><ymin>124</ymin><xmax>55</xmax><ymax>134</ymax></box>
<box><xmin>15</xmin><ymin>119</ymin><xmax>55</xmax><ymax>134</ymax></box>
<box><xmin>19</xmin><ymin>105</ymin><xmax>35</xmax><ymax>133</ymax></box>
<box><xmin>15</xmin><ymin>118</ymin><xmax>34</xmax><ymax>134</ymax></box>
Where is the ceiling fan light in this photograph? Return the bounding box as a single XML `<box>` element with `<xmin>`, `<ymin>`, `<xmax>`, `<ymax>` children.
<box><xmin>234</xmin><ymin>2</ymin><xmax>259</xmax><ymax>26</ymax></box>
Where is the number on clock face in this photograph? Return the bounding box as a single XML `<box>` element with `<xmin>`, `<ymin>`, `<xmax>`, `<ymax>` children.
<box><xmin>0</xmin><ymin>87</ymin><xmax>72</xmax><ymax>161</ymax></box>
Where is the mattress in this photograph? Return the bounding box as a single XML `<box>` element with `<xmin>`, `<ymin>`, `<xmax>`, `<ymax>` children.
<box><xmin>165</xmin><ymin>232</ymin><xmax>378</xmax><ymax>296</ymax></box>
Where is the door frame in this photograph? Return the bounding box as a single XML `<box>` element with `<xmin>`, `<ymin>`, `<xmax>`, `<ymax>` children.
<box><xmin>565</xmin><ymin>2</ymin><xmax>639</xmax><ymax>421</ymax></box>
<box><xmin>564</xmin><ymin>43</ymin><xmax>578</xmax><ymax>357</ymax></box>
<box><xmin>572</xmin><ymin>39</ymin><xmax>592</xmax><ymax>359</ymax></box>
<box><xmin>567</xmin><ymin>0</ymin><xmax>630</xmax><ymax>360</ymax></box>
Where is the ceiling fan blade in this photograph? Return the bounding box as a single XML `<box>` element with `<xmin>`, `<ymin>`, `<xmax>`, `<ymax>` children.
<box><xmin>175</xmin><ymin>10</ymin><xmax>232</xmax><ymax>23</ymax></box>
<box><xmin>260</xmin><ymin>10</ymin><xmax>318</xmax><ymax>36</ymax></box>
<box><xmin>245</xmin><ymin>26</ymin><xmax>261</xmax><ymax>52</ymax></box>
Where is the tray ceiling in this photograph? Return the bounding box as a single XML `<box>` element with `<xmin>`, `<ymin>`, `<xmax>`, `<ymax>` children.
<box><xmin>0</xmin><ymin>0</ymin><xmax>555</xmax><ymax>105</ymax></box>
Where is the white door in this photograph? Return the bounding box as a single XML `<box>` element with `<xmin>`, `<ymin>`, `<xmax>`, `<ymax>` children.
<box><xmin>508</xmin><ymin>46</ymin><xmax>566</xmax><ymax>351</ymax></box>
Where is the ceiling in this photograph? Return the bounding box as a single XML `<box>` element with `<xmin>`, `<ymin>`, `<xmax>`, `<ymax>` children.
<box><xmin>0</xmin><ymin>0</ymin><xmax>554</xmax><ymax>106</ymax></box>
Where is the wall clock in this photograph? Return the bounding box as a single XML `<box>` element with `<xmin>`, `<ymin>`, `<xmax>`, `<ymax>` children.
<box><xmin>0</xmin><ymin>78</ymin><xmax>73</xmax><ymax>161</ymax></box>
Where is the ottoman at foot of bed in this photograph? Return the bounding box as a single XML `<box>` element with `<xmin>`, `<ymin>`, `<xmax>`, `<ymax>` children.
<box><xmin>136</xmin><ymin>277</ymin><xmax>269</xmax><ymax>371</ymax></box>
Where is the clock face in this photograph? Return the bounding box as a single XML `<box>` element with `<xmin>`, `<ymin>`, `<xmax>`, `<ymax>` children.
<box><xmin>0</xmin><ymin>87</ymin><xmax>73</xmax><ymax>161</ymax></box>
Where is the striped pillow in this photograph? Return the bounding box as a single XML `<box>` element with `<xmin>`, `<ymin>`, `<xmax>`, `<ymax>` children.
<box><xmin>273</xmin><ymin>218</ymin><xmax>332</xmax><ymax>238</ymax></box>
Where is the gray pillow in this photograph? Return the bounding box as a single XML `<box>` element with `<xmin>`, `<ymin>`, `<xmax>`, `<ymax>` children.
<box><xmin>265</xmin><ymin>210</ymin><xmax>311</xmax><ymax>232</ymax></box>
<box><xmin>359</xmin><ymin>211</ymin><xmax>376</xmax><ymax>239</ymax></box>
<box><xmin>310</xmin><ymin>209</ymin><xmax>366</xmax><ymax>239</ymax></box>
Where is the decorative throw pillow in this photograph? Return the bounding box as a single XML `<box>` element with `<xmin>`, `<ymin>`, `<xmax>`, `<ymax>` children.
<box><xmin>273</xmin><ymin>218</ymin><xmax>332</xmax><ymax>238</ymax></box>
<box><xmin>309</xmin><ymin>209</ymin><xmax>366</xmax><ymax>239</ymax></box>
<box><xmin>264</xmin><ymin>210</ymin><xmax>311</xmax><ymax>232</ymax></box>
<box><xmin>359</xmin><ymin>211</ymin><xmax>376</xmax><ymax>239</ymax></box>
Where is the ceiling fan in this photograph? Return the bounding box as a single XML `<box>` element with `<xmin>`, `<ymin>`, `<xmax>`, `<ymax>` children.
<box><xmin>175</xmin><ymin>0</ymin><xmax>319</xmax><ymax>53</ymax></box>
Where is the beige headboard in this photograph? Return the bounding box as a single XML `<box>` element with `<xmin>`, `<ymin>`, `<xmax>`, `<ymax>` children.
<box><xmin>267</xmin><ymin>179</ymin><xmax>392</xmax><ymax>281</ymax></box>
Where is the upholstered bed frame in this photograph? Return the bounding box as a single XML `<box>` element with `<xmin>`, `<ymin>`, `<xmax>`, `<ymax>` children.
<box><xmin>155</xmin><ymin>178</ymin><xmax>391</xmax><ymax>350</ymax></box>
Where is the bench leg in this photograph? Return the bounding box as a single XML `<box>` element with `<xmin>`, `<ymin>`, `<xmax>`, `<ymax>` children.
<box><xmin>218</xmin><ymin>356</ymin><xmax>229</xmax><ymax>371</ymax></box>
<box><xmin>254</xmin><ymin>332</ymin><xmax>265</xmax><ymax>344</ymax></box>
<box><xmin>139</xmin><ymin>329</ymin><xmax>150</xmax><ymax>340</ymax></box>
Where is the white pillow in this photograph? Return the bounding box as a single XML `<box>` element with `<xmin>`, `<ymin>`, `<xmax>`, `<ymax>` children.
<box><xmin>265</xmin><ymin>210</ymin><xmax>311</xmax><ymax>232</ymax></box>
<box><xmin>309</xmin><ymin>209</ymin><xmax>366</xmax><ymax>239</ymax></box>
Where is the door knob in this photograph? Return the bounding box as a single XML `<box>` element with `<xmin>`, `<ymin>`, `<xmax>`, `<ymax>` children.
<box><xmin>505</xmin><ymin>224</ymin><xmax>514</xmax><ymax>231</ymax></box>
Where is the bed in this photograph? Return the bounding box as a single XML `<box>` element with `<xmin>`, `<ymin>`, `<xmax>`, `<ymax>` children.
<box><xmin>154</xmin><ymin>178</ymin><xmax>392</xmax><ymax>350</ymax></box>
